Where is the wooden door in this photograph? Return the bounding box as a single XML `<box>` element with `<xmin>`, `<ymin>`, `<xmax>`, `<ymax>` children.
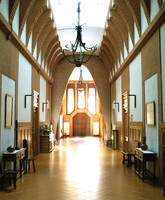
<box><xmin>32</xmin><ymin>108</ymin><xmax>39</xmax><ymax>156</ymax></box>
<box><xmin>73</xmin><ymin>113</ymin><xmax>90</xmax><ymax>136</ymax></box>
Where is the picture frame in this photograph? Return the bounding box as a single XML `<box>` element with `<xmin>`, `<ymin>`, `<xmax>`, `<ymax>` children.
<box><xmin>146</xmin><ymin>101</ymin><xmax>155</xmax><ymax>126</ymax></box>
<box><xmin>5</xmin><ymin>94</ymin><xmax>13</xmax><ymax>128</ymax></box>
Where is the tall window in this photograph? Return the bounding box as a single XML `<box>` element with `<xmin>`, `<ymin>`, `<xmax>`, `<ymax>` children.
<box><xmin>67</xmin><ymin>88</ymin><xmax>74</xmax><ymax>114</ymax></box>
<box><xmin>88</xmin><ymin>88</ymin><xmax>96</xmax><ymax>114</ymax></box>
<box><xmin>78</xmin><ymin>91</ymin><xmax>85</xmax><ymax>109</ymax></box>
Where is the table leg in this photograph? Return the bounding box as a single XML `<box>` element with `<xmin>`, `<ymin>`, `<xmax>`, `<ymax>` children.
<box><xmin>3</xmin><ymin>161</ymin><xmax>5</xmax><ymax>169</ymax></box>
<box><xmin>19</xmin><ymin>160</ymin><xmax>22</xmax><ymax>178</ymax></box>
<box><xmin>127</xmin><ymin>154</ymin><xmax>131</xmax><ymax>167</ymax></box>
<box><xmin>122</xmin><ymin>154</ymin><xmax>125</xmax><ymax>164</ymax></box>
<box><xmin>134</xmin><ymin>157</ymin><xmax>137</xmax><ymax>172</ymax></box>
<box><xmin>142</xmin><ymin>161</ymin><xmax>145</xmax><ymax>182</ymax></box>
<box><xmin>14</xmin><ymin>161</ymin><xmax>17</xmax><ymax>171</ymax></box>
<box><xmin>153</xmin><ymin>160</ymin><xmax>156</xmax><ymax>181</ymax></box>
<box><xmin>138</xmin><ymin>159</ymin><xmax>140</xmax><ymax>177</ymax></box>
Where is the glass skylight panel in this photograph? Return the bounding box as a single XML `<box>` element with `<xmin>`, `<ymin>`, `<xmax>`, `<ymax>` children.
<box><xmin>59</xmin><ymin>0</ymin><xmax>103</xmax><ymax>5</ymax></box>
<box><xmin>49</xmin><ymin>0</ymin><xmax>111</xmax><ymax>50</ymax></box>
<box><xmin>50</xmin><ymin>0</ymin><xmax>110</xmax><ymax>28</ymax></box>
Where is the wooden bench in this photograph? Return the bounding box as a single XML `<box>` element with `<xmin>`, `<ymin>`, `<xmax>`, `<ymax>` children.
<box><xmin>121</xmin><ymin>151</ymin><xmax>135</xmax><ymax>167</ymax></box>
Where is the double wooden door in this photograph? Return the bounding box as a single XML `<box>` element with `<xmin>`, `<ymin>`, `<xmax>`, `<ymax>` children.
<box><xmin>73</xmin><ymin>113</ymin><xmax>90</xmax><ymax>136</ymax></box>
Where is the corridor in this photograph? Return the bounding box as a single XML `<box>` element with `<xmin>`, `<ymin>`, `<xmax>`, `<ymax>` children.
<box><xmin>0</xmin><ymin>137</ymin><xmax>164</xmax><ymax>200</ymax></box>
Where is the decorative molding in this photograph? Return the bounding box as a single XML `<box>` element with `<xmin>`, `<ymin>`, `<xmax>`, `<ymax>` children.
<box><xmin>18</xmin><ymin>122</ymin><xmax>32</xmax><ymax>127</ymax></box>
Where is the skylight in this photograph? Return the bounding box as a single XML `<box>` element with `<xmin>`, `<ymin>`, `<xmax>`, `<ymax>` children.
<box><xmin>49</xmin><ymin>0</ymin><xmax>111</xmax><ymax>52</ymax></box>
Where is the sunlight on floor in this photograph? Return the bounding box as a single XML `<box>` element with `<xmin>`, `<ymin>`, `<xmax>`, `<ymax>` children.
<box><xmin>0</xmin><ymin>137</ymin><xmax>163</xmax><ymax>200</ymax></box>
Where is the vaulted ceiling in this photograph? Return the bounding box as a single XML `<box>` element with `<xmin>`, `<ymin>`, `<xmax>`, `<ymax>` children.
<box><xmin>3</xmin><ymin>0</ymin><xmax>164</xmax><ymax>81</ymax></box>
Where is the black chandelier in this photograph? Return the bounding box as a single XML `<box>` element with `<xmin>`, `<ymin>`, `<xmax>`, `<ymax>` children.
<box><xmin>62</xmin><ymin>2</ymin><xmax>97</xmax><ymax>67</ymax></box>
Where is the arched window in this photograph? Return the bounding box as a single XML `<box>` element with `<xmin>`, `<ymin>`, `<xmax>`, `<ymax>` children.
<box><xmin>67</xmin><ymin>88</ymin><xmax>74</xmax><ymax>114</ymax></box>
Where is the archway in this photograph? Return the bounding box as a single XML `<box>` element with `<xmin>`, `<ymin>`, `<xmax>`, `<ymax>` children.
<box><xmin>52</xmin><ymin>56</ymin><xmax>111</xmax><ymax>140</ymax></box>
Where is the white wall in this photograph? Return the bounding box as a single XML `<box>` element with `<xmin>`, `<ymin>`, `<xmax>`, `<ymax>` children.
<box><xmin>18</xmin><ymin>53</ymin><xmax>32</xmax><ymax>122</ymax></box>
<box><xmin>116</xmin><ymin>76</ymin><xmax>122</xmax><ymax>122</ymax></box>
<box><xmin>128</xmin><ymin>33</ymin><xmax>133</xmax><ymax>53</ymax></box>
<box><xmin>120</xmin><ymin>51</ymin><xmax>123</xmax><ymax>64</ymax></box>
<box><xmin>150</xmin><ymin>0</ymin><xmax>159</xmax><ymax>22</ymax></box>
<box><xmin>12</xmin><ymin>3</ymin><xmax>20</xmax><ymax>35</ymax></box>
<box><xmin>129</xmin><ymin>53</ymin><xmax>142</xmax><ymax>121</ymax></box>
<box><xmin>33</xmin><ymin>43</ymin><xmax>37</xmax><ymax>60</ymax></box>
<box><xmin>1</xmin><ymin>74</ymin><xmax>15</xmax><ymax>157</ymax></box>
<box><xmin>140</xmin><ymin>3</ymin><xmax>148</xmax><ymax>35</ymax></box>
<box><xmin>124</xmin><ymin>43</ymin><xmax>127</xmax><ymax>60</ymax></box>
<box><xmin>134</xmin><ymin>23</ymin><xmax>139</xmax><ymax>44</ymax></box>
<box><xmin>145</xmin><ymin>74</ymin><xmax>159</xmax><ymax>155</ymax></box>
<box><xmin>27</xmin><ymin>32</ymin><xmax>32</xmax><ymax>53</ymax></box>
<box><xmin>160</xmin><ymin>23</ymin><xmax>165</xmax><ymax>122</ymax></box>
<box><xmin>21</xmin><ymin>21</ymin><xmax>27</xmax><ymax>45</ymax></box>
<box><xmin>0</xmin><ymin>0</ymin><xmax>9</xmax><ymax>22</ymax></box>
<box><xmin>40</xmin><ymin>76</ymin><xmax>46</xmax><ymax>122</ymax></box>
<box><xmin>38</xmin><ymin>51</ymin><xmax>42</xmax><ymax>65</ymax></box>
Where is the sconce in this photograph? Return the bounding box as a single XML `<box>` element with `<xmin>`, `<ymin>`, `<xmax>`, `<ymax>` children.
<box><xmin>114</xmin><ymin>102</ymin><xmax>119</xmax><ymax>112</ymax></box>
<box><xmin>129</xmin><ymin>94</ymin><xmax>136</xmax><ymax>108</ymax></box>
<box><xmin>42</xmin><ymin>102</ymin><xmax>48</xmax><ymax>112</ymax></box>
<box><xmin>24</xmin><ymin>94</ymin><xmax>32</xmax><ymax>108</ymax></box>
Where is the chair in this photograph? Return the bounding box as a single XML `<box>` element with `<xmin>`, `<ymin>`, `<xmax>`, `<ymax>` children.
<box><xmin>23</xmin><ymin>139</ymin><xmax>36</xmax><ymax>173</ymax></box>
<box><xmin>0</xmin><ymin>162</ymin><xmax>18</xmax><ymax>189</ymax></box>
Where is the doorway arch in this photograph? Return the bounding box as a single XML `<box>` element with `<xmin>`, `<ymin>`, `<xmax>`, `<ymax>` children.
<box><xmin>52</xmin><ymin>56</ymin><xmax>111</xmax><ymax>140</ymax></box>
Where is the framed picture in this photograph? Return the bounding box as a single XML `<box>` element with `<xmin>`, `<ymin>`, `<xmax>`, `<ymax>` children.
<box><xmin>146</xmin><ymin>101</ymin><xmax>155</xmax><ymax>126</ymax></box>
<box><xmin>5</xmin><ymin>94</ymin><xmax>13</xmax><ymax>128</ymax></box>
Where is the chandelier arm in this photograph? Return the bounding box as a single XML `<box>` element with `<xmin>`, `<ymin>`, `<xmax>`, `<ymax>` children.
<box><xmin>83</xmin><ymin>45</ymin><xmax>97</xmax><ymax>52</ymax></box>
<box><xmin>72</xmin><ymin>51</ymin><xmax>77</xmax><ymax>63</ymax></box>
<box><xmin>62</xmin><ymin>2</ymin><xmax>97</xmax><ymax>67</ymax></box>
<box><xmin>82</xmin><ymin>48</ymin><xmax>97</xmax><ymax>64</ymax></box>
<box><xmin>63</xmin><ymin>50</ymin><xmax>75</xmax><ymax>64</ymax></box>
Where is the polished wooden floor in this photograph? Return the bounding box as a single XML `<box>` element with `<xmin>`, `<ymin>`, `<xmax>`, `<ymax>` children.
<box><xmin>0</xmin><ymin>137</ymin><xmax>164</xmax><ymax>200</ymax></box>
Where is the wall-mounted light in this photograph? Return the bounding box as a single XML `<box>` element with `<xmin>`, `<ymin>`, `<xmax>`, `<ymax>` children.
<box><xmin>42</xmin><ymin>102</ymin><xmax>48</xmax><ymax>112</ymax></box>
<box><xmin>129</xmin><ymin>94</ymin><xmax>136</xmax><ymax>108</ymax></box>
<box><xmin>114</xmin><ymin>102</ymin><xmax>119</xmax><ymax>112</ymax></box>
<box><xmin>24</xmin><ymin>94</ymin><xmax>32</xmax><ymax>108</ymax></box>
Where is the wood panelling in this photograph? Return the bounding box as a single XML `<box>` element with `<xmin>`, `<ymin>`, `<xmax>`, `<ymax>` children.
<box><xmin>111</xmin><ymin>81</ymin><xmax>116</xmax><ymax>102</ymax></box>
<box><xmin>141</xmin><ymin>30</ymin><xmax>160</xmax><ymax>81</ymax></box>
<box><xmin>116</xmin><ymin>122</ymin><xmax>122</xmax><ymax>151</ymax></box>
<box><xmin>122</xmin><ymin>67</ymin><xmax>129</xmax><ymax>93</ymax></box>
<box><xmin>17</xmin><ymin>126</ymin><xmax>32</xmax><ymax>157</ymax></box>
<box><xmin>32</xmin><ymin>67</ymin><xmax>40</xmax><ymax>93</ymax></box>
<box><xmin>129</xmin><ymin>125</ymin><xmax>142</xmax><ymax>151</ymax></box>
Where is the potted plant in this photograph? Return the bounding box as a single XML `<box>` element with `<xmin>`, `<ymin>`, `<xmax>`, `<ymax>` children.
<box><xmin>40</xmin><ymin>125</ymin><xmax>51</xmax><ymax>135</ymax></box>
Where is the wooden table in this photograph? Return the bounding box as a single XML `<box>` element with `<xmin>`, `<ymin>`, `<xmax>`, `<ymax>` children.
<box><xmin>135</xmin><ymin>148</ymin><xmax>157</xmax><ymax>182</ymax></box>
<box><xmin>3</xmin><ymin>148</ymin><xmax>26</xmax><ymax>177</ymax></box>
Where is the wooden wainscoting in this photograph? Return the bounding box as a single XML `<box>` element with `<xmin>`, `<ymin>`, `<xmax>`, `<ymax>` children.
<box><xmin>18</xmin><ymin>123</ymin><xmax>32</xmax><ymax>157</ymax></box>
<box><xmin>129</xmin><ymin>125</ymin><xmax>143</xmax><ymax>151</ymax></box>
<box><xmin>116</xmin><ymin>122</ymin><xmax>123</xmax><ymax>151</ymax></box>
